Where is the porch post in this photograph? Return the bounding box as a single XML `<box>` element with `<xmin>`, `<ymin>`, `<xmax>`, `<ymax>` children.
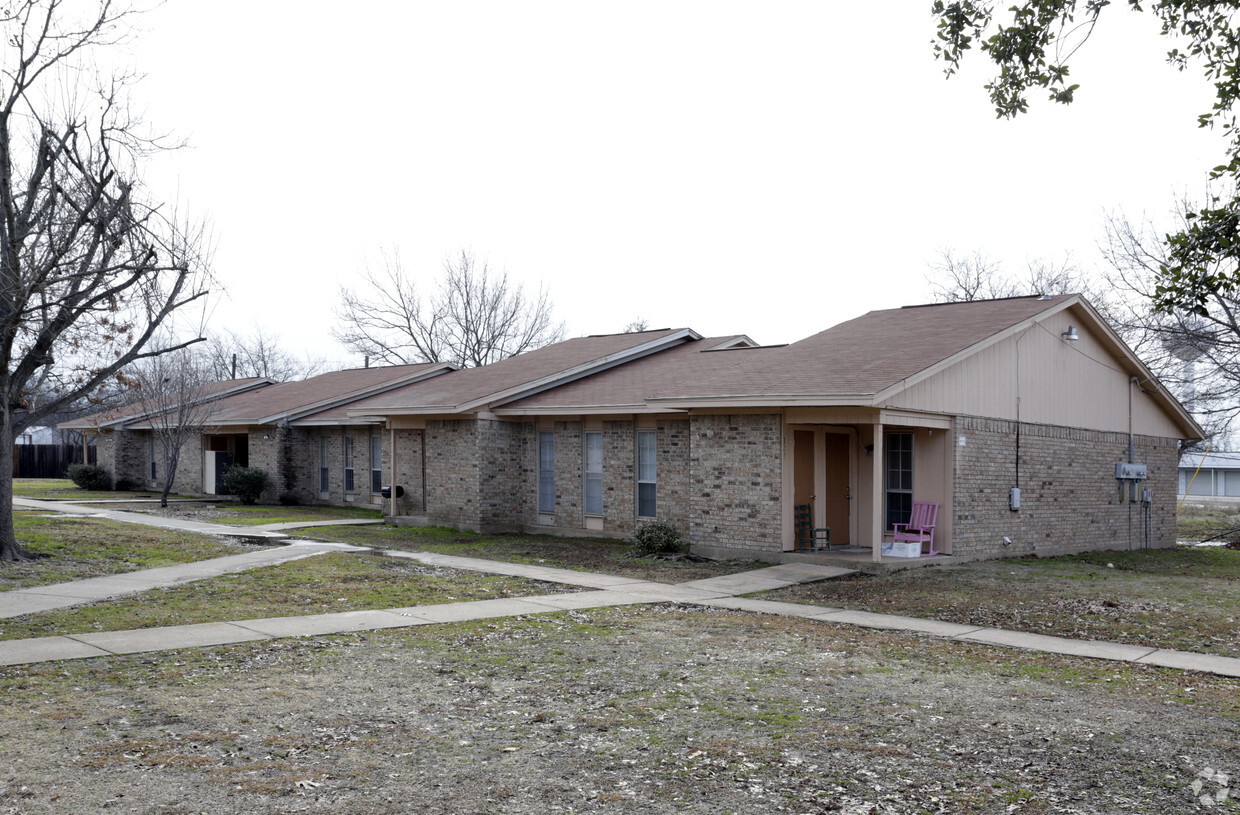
<box><xmin>871</xmin><ymin>424</ymin><xmax>884</xmax><ymax>563</ymax></box>
<box><xmin>389</xmin><ymin>425</ymin><xmax>397</xmax><ymax>518</ymax></box>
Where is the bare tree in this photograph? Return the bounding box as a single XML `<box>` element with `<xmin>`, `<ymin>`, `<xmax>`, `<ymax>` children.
<box><xmin>623</xmin><ymin>318</ymin><xmax>651</xmax><ymax>333</ymax></box>
<box><xmin>927</xmin><ymin>248</ymin><xmax>1091</xmax><ymax>303</ymax></box>
<box><xmin>0</xmin><ymin>2</ymin><xmax>212</xmax><ymax>561</ymax></box>
<box><xmin>926</xmin><ymin>249</ymin><xmax>1013</xmax><ymax>302</ymax></box>
<box><xmin>1099</xmin><ymin>205</ymin><xmax>1240</xmax><ymax>442</ymax></box>
<box><xmin>127</xmin><ymin>347</ymin><xmax>221</xmax><ymax>507</ymax></box>
<box><xmin>927</xmin><ymin>221</ymin><xmax>1230</xmax><ymax>443</ymax></box>
<box><xmin>334</xmin><ymin>250</ymin><xmax>565</xmax><ymax>368</ymax></box>
<box><xmin>202</xmin><ymin>327</ymin><xmax>324</xmax><ymax>382</ymax></box>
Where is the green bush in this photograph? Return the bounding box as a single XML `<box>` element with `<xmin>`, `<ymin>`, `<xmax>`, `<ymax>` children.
<box><xmin>66</xmin><ymin>463</ymin><xmax>112</xmax><ymax>491</ymax></box>
<box><xmin>629</xmin><ymin>519</ymin><xmax>685</xmax><ymax>557</ymax></box>
<box><xmin>221</xmin><ymin>465</ymin><xmax>268</xmax><ymax>505</ymax></box>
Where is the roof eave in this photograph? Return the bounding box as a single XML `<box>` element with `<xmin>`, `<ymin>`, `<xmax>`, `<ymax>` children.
<box><xmin>454</xmin><ymin>328</ymin><xmax>704</xmax><ymax>412</ymax></box>
<box><xmin>492</xmin><ymin>403</ymin><xmax>685</xmax><ymax>416</ymax></box>
<box><xmin>259</xmin><ymin>364</ymin><xmax>457</xmax><ymax>424</ymax></box>
<box><xmin>646</xmin><ymin>393</ymin><xmax>878</xmax><ymax>409</ymax></box>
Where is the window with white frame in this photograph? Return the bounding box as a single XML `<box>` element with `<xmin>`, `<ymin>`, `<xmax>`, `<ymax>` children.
<box><xmin>584</xmin><ymin>431</ymin><xmax>603</xmax><ymax>516</ymax></box>
<box><xmin>319</xmin><ymin>435</ymin><xmax>329</xmax><ymax>493</ymax></box>
<box><xmin>370</xmin><ymin>435</ymin><xmax>383</xmax><ymax>493</ymax></box>
<box><xmin>884</xmin><ymin>432</ymin><xmax>913</xmax><ymax>531</ymax></box>
<box><xmin>636</xmin><ymin>429</ymin><xmax>656</xmax><ymax>518</ymax></box>
<box><xmin>343</xmin><ymin>435</ymin><xmax>355</xmax><ymax>493</ymax></box>
<box><xmin>538</xmin><ymin>431</ymin><xmax>555</xmax><ymax>513</ymax></box>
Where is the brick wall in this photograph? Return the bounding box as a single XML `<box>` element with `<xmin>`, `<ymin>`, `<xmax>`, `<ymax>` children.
<box><xmin>478</xmin><ymin>419</ymin><xmax>532</xmax><ymax>531</ymax></box>
<box><xmin>656</xmin><ymin>418</ymin><xmax>691</xmax><ymax>538</ymax></box>
<box><xmin>246</xmin><ymin>429</ymin><xmax>280</xmax><ymax>502</ymax></box>
<box><xmin>426</xmin><ymin>419</ymin><xmax>480</xmax><ymax>527</ymax></box>
<box><xmin>172</xmin><ymin>434</ymin><xmax>204</xmax><ymax>494</ymax></box>
<box><xmin>688</xmin><ymin>413</ymin><xmax>783</xmax><ymax>552</ymax></box>
<box><xmin>391</xmin><ymin>429</ymin><xmax>424</xmax><ymax>514</ymax></box>
<box><xmin>953</xmin><ymin>416</ymin><xmax>1179</xmax><ymax>557</ymax></box>
<box><xmin>602</xmin><ymin>420</ymin><xmax>636</xmax><ymax>534</ymax></box>
<box><xmin>519</xmin><ymin>419</ymin><xmax>692</xmax><ymax>537</ymax></box>
<box><xmin>249</xmin><ymin>425</ymin><xmax>322</xmax><ymax>505</ymax></box>
<box><xmin>308</xmin><ymin>426</ymin><xmax>385</xmax><ymax>506</ymax></box>
<box><xmin>97</xmin><ymin>429</ymin><xmax>148</xmax><ymax>488</ymax></box>
<box><xmin>547</xmin><ymin>421</ymin><xmax>583</xmax><ymax>527</ymax></box>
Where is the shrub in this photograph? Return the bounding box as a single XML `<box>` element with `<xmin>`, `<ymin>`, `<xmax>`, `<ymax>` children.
<box><xmin>221</xmin><ymin>465</ymin><xmax>268</xmax><ymax>505</ymax></box>
<box><xmin>66</xmin><ymin>463</ymin><xmax>112</xmax><ymax>491</ymax></box>
<box><xmin>629</xmin><ymin>519</ymin><xmax>685</xmax><ymax>557</ymax></box>
<box><xmin>114</xmin><ymin>477</ymin><xmax>136</xmax><ymax>492</ymax></box>
<box><xmin>278</xmin><ymin>492</ymin><xmax>301</xmax><ymax>506</ymax></box>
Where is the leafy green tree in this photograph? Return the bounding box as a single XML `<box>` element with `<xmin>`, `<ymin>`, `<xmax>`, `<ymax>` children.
<box><xmin>931</xmin><ymin>1</ymin><xmax>1240</xmax><ymax>314</ymax></box>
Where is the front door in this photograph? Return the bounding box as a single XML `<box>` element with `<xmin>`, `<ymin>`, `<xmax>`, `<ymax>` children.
<box><xmin>823</xmin><ymin>433</ymin><xmax>851</xmax><ymax>546</ymax></box>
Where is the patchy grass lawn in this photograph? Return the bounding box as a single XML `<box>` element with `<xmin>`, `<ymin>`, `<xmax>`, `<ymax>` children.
<box><xmin>0</xmin><ymin>551</ymin><xmax>574</xmax><ymax>641</ymax></box>
<box><xmin>11</xmin><ymin>478</ymin><xmax>168</xmax><ymax>502</ymax></box>
<box><xmin>0</xmin><ymin>513</ymin><xmax>273</xmax><ymax>592</ymax></box>
<box><xmin>0</xmin><ymin>607</ymin><xmax>1235</xmax><ymax>814</ymax></box>
<box><xmin>290</xmin><ymin>523</ymin><xmax>765</xmax><ymax>583</ymax></box>
<box><xmin>764</xmin><ymin>546</ymin><xmax>1240</xmax><ymax>658</ymax></box>
<box><xmin>1176</xmin><ymin>500</ymin><xmax>1240</xmax><ymax>542</ymax></box>
<box><xmin>97</xmin><ymin>502</ymin><xmax>387</xmax><ymax>526</ymax></box>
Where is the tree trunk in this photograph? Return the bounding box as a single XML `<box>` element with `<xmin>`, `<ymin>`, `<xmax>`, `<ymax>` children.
<box><xmin>160</xmin><ymin>444</ymin><xmax>179</xmax><ymax>508</ymax></box>
<box><xmin>0</xmin><ymin>422</ymin><xmax>30</xmax><ymax>562</ymax></box>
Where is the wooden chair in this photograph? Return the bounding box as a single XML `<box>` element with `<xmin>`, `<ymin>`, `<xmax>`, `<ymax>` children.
<box><xmin>892</xmin><ymin>501</ymin><xmax>939</xmax><ymax>556</ymax></box>
<box><xmin>794</xmin><ymin>503</ymin><xmax>831</xmax><ymax>551</ymax></box>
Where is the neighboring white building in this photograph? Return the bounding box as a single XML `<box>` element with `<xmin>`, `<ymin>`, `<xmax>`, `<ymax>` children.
<box><xmin>1178</xmin><ymin>451</ymin><xmax>1240</xmax><ymax>498</ymax></box>
<box><xmin>16</xmin><ymin>426</ymin><xmax>62</xmax><ymax>445</ymax></box>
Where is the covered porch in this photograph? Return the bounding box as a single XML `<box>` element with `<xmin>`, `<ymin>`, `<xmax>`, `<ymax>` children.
<box><xmin>780</xmin><ymin>407</ymin><xmax>954</xmax><ymax>562</ymax></box>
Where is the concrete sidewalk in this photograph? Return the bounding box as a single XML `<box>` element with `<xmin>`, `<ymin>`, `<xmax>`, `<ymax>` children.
<box><xmin>4</xmin><ymin>500</ymin><xmax>1239</xmax><ymax>679</ymax></box>
<box><xmin>3</xmin><ymin>567</ymin><xmax>1238</xmax><ymax>677</ymax></box>
<box><xmin>15</xmin><ymin>497</ymin><xmax>289</xmax><ymax>540</ymax></box>
<box><xmin>0</xmin><ymin>541</ymin><xmax>369</xmax><ymax>618</ymax></box>
<box><xmin>15</xmin><ymin>497</ymin><xmax>388</xmax><ymax>537</ymax></box>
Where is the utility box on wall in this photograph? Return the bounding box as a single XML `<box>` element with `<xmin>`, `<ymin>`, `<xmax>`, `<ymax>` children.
<box><xmin>1116</xmin><ymin>461</ymin><xmax>1148</xmax><ymax>503</ymax></box>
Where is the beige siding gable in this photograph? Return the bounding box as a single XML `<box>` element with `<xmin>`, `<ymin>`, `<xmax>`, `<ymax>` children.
<box><xmin>880</xmin><ymin>310</ymin><xmax>1184</xmax><ymax>438</ymax></box>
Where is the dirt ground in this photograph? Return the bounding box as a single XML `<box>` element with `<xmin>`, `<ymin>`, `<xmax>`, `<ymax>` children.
<box><xmin>2</xmin><ymin>605</ymin><xmax>1236</xmax><ymax>815</ymax></box>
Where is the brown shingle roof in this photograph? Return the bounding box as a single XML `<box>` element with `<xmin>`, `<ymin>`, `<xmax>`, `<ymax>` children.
<box><xmin>62</xmin><ymin>364</ymin><xmax>450</xmax><ymax>431</ymax></box>
<box><xmin>60</xmin><ymin>377</ymin><xmax>273</xmax><ymax>430</ymax></box>
<box><xmin>658</xmin><ymin>296</ymin><xmax>1079</xmax><ymax>401</ymax></box>
<box><xmin>202</xmin><ymin>363</ymin><xmax>449</xmax><ymax>425</ymax></box>
<box><xmin>499</xmin><ymin>337</ymin><xmax>775</xmax><ymax>412</ymax></box>
<box><xmin>348</xmin><ymin>329</ymin><xmax>694</xmax><ymax>415</ymax></box>
<box><xmin>501</xmin><ymin>296</ymin><xmax>1077</xmax><ymax>410</ymax></box>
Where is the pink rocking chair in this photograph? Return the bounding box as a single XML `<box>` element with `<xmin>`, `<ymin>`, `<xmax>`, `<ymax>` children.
<box><xmin>892</xmin><ymin>501</ymin><xmax>939</xmax><ymax>556</ymax></box>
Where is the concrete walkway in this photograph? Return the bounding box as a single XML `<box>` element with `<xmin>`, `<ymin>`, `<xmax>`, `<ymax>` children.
<box><xmin>0</xmin><ymin>541</ymin><xmax>369</xmax><ymax>618</ymax></box>
<box><xmin>3</xmin><ymin>501</ymin><xmax>1239</xmax><ymax>678</ymax></box>
<box><xmin>15</xmin><ymin>497</ymin><xmax>387</xmax><ymax>537</ymax></box>
<box><xmin>15</xmin><ymin>497</ymin><xmax>290</xmax><ymax>539</ymax></box>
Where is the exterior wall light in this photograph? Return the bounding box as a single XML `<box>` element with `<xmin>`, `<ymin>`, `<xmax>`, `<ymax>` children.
<box><xmin>1062</xmin><ymin>326</ymin><xmax>1079</xmax><ymax>342</ymax></box>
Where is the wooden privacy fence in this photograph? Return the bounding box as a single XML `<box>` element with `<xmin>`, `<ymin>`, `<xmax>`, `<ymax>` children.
<box><xmin>13</xmin><ymin>444</ymin><xmax>97</xmax><ymax>478</ymax></box>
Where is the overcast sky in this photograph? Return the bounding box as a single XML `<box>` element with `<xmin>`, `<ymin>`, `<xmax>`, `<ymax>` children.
<box><xmin>124</xmin><ymin>2</ymin><xmax>1225</xmax><ymax>369</ymax></box>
